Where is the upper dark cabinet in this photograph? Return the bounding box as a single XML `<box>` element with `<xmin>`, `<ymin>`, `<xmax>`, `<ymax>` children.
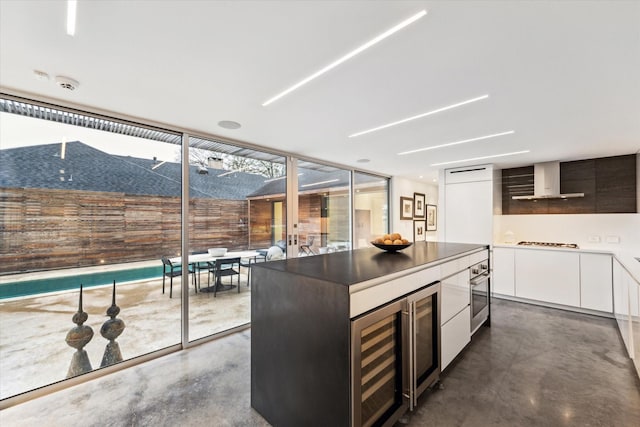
<box><xmin>595</xmin><ymin>155</ymin><xmax>637</xmax><ymax>213</ymax></box>
<box><xmin>502</xmin><ymin>154</ymin><xmax>637</xmax><ymax>214</ymax></box>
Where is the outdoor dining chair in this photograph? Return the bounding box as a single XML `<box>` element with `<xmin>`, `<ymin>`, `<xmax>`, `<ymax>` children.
<box><xmin>161</xmin><ymin>256</ymin><xmax>195</xmax><ymax>298</ymax></box>
<box><xmin>239</xmin><ymin>255</ymin><xmax>260</xmax><ymax>289</ymax></box>
<box><xmin>207</xmin><ymin>257</ymin><xmax>241</xmax><ymax>297</ymax></box>
<box><xmin>299</xmin><ymin>235</ymin><xmax>316</xmax><ymax>256</ymax></box>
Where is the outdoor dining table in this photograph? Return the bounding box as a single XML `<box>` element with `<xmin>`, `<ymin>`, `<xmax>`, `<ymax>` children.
<box><xmin>170</xmin><ymin>251</ymin><xmax>260</xmax><ymax>293</ymax></box>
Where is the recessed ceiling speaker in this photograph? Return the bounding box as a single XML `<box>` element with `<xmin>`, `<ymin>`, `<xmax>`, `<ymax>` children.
<box><xmin>218</xmin><ymin>120</ymin><xmax>241</xmax><ymax>130</ymax></box>
<box><xmin>33</xmin><ymin>70</ymin><xmax>50</xmax><ymax>81</ymax></box>
<box><xmin>55</xmin><ymin>75</ymin><xmax>80</xmax><ymax>91</ymax></box>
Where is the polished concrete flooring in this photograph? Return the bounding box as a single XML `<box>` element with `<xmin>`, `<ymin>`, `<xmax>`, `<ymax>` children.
<box><xmin>1</xmin><ymin>299</ymin><xmax>639</xmax><ymax>426</ymax></box>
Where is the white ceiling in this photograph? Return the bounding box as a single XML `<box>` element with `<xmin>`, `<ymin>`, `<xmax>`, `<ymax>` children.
<box><xmin>1</xmin><ymin>0</ymin><xmax>639</xmax><ymax>181</ymax></box>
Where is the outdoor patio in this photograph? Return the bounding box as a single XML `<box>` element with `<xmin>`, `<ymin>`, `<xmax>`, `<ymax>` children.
<box><xmin>0</xmin><ymin>269</ymin><xmax>252</xmax><ymax>399</ymax></box>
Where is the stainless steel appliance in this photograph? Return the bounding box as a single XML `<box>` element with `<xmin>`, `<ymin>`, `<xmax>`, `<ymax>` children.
<box><xmin>351</xmin><ymin>282</ymin><xmax>441</xmax><ymax>427</ymax></box>
<box><xmin>469</xmin><ymin>260</ymin><xmax>490</xmax><ymax>334</ymax></box>
<box><xmin>517</xmin><ymin>241</ymin><xmax>579</xmax><ymax>249</ymax></box>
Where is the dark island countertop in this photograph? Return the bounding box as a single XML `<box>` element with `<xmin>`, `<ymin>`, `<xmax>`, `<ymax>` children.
<box><xmin>252</xmin><ymin>241</ymin><xmax>487</xmax><ymax>286</ymax></box>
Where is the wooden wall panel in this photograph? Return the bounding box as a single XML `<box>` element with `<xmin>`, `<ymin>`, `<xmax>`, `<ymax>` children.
<box><xmin>595</xmin><ymin>155</ymin><xmax>637</xmax><ymax>213</ymax></box>
<box><xmin>249</xmin><ymin>198</ymin><xmax>284</xmax><ymax>250</ymax></box>
<box><xmin>548</xmin><ymin>159</ymin><xmax>596</xmax><ymax>214</ymax></box>
<box><xmin>501</xmin><ymin>154</ymin><xmax>637</xmax><ymax>215</ymax></box>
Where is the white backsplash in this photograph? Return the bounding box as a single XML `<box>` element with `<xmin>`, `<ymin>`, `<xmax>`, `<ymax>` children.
<box><xmin>494</xmin><ymin>213</ymin><xmax>640</xmax><ymax>252</ymax></box>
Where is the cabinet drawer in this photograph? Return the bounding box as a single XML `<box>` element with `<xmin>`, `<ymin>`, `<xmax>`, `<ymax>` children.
<box><xmin>469</xmin><ymin>250</ymin><xmax>488</xmax><ymax>266</ymax></box>
<box><xmin>441</xmin><ymin>271</ymin><xmax>469</xmax><ymax>324</ymax></box>
<box><xmin>350</xmin><ymin>266</ymin><xmax>440</xmax><ymax>318</ymax></box>
<box><xmin>440</xmin><ymin>258</ymin><xmax>466</xmax><ymax>277</ymax></box>
<box><xmin>441</xmin><ymin>306</ymin><xmax>471</xmax><ymax>371</ymax></box>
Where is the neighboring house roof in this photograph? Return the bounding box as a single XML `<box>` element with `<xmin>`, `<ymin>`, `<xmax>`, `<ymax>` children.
<box><xmin>119</xmin><ymin>156</ymin><xmax>268</xmax><ymax>200</ymax></box>
<box><xmin>246</xmin><ymin>168</ymin><xmax>384</xmax><ymax>198</ymax></box>
<box><xmin>0</xmin><ymin>141</ymin><xmax>266</xmax><ymax>199</ymax></box>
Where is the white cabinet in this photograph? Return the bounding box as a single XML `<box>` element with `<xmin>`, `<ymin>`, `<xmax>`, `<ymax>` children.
<box><xmin>515</xmin><ymin>249</ymin><xmax>580</xmax><ymax>307</ymax></box>
<box><xmin>443</xmin><ymin>164</ymin><xmax>493</xmax><ymax>245</ymax></box>
<box><xmin>580</xmin><ymin>253</ymin><xmax>613</xmax><ymax>312</ymax></box>
<box><xmin>441</xmin><ymin>306</ymin><xmax>471</xmax><ymax>371</ymax></box>
<box><xmin>444</xmin><ymin>181</ymin><xmax>493</xmax><ymax>244</ymax></box>
<box><xmin>492</xmin><ymin>247</ymin><xmax>515</xmax><ymax>296</ymax></box>
<box><xmin>441</xmin><ymin>270</ymin><xmax>470</xmax><ymax>323</ymax></box>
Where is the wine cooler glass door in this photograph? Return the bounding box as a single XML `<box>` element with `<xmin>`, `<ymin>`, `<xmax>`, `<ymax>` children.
<box><xmin>351</xmin><ymin>299</ymin><xmax>408</xmax><ymax>427</ymax></box>
<box><xmin>408</xmin><ymin>282</ymin><xmax>441</xmax><ymax>407</ymax></box>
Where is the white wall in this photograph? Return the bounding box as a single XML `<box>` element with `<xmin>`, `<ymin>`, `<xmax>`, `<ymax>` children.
<box><xmin>390</xmin><ymin>177</ymin><xmax>438</xmax><ymax>242</ymax></box>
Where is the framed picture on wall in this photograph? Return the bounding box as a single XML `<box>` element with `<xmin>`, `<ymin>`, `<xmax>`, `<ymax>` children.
<box><xmin>413</xmin><ymin>220</ymin><xmax>426</xmax><ymax>242</ymax></box>
<box><xmin>400</xmin><ymin>197</ymin><xmax>414</xmax><ymax>220</ymax></box>
<box><xmin>413</xmin><ymin>192</ymin><xmax>426</xmax><ymax>219</ymax></box>
<box><xmin>426</xmin><ymin>204</ymin><xmax>437</xmax><ymax>231</ymax></box>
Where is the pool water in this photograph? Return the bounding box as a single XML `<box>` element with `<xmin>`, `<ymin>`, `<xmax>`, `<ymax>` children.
<box><xmin>0</xmin><ymin>265</ymin><xmax>163</xmax><ymax>299</ymax></box>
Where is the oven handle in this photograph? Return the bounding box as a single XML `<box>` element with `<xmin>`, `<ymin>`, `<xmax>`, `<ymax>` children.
<box><xmin>470</xmin><ymin>273</ymin><xmax>490</xmax><ymax>287</ymax></box>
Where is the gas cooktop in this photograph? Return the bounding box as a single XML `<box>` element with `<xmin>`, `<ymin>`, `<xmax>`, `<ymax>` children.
<box><xmin>517</xmin><ymin>241</ymin><xmax>579</xmax><ymax>249</ymax></box>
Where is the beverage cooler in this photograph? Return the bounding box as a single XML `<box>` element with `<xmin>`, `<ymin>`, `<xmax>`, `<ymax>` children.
<box><xmin>351</xmin><ymin>282</ymin><xmax>441</xmax><ymax>426</ymax></box>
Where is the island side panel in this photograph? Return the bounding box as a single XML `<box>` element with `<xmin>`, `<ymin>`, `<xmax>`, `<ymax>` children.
<box><xmin>251</xmin><ymin>265</ymin><xmax>351</xmax><ymax>427</ymax></box>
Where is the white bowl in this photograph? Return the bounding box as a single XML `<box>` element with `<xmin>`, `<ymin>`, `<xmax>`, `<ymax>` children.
<box><xmin>208</xmin><ymin>248</ymin><xmax>227</xmax><ymax>257</ymax></box>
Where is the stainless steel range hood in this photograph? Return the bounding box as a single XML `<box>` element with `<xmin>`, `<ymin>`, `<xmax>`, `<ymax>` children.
<box><xmin>512</xmin><ymin>161</ymin><xmax>584</xmax><ymax>200</ymax></box>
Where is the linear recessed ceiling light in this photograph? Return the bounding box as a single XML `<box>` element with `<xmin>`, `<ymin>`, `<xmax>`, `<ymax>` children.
<box><xmin>66</xmin><ymin>0</ymin><xmax>77</xmax><ymax>36</ymax></box>
<box><xmin>301</xmin><ymin>179</ymin><xmax>339</xmax><ymax>188</ymax></box>
<box><xmin>350</xmin><ymin>94</ymin><xmax>489</xmax><ymax>138</ymax></box>
<box><xmin>264</xmin><ymin>173</ymin><xmax>303</xmax><ymax>183</ymax></box>
<box><xmin>262</xmin><ymin>9</ymin><xmax>427</xmax><ymax>107</ymax></box>
<box><xmin>430</xmin><ymin>150</ymin><xmax>530</xmax><ymax>166</ymax></box>
<box><xmin>397</xmin><ymin>130</ymin><xmax>514</xmax><ymax>155</ymax></box>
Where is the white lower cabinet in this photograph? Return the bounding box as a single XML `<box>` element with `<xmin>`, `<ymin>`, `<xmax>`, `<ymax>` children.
<box><xmin>515</xmin><ymin>249</ymin><xmax>580</xmax><ymax>307</ymax></box>
<box><xmin>441</xmin><ymin>271</ymin><xmax>470</xmax><ymax>323</ymax></box>
<box><xmin>492</xmin><ymin>247</ymin><xmax>515</xmax><ymax>296</ymax></box>
<box><xmin>441</xmin><ymin>306</ymin><xmax>471</xmax><ymax>371</ymax></box>
<box><xmin>580</xmin><ymin>253</ymin><xmax>613</xmax><ymax>312</ymax></box>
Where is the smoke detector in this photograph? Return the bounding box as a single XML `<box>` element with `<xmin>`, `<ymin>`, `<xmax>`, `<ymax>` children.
<box><xmin>55</xmin><ymin>75</ymin><xmax>80</xmax><ymax>91</ymax></box>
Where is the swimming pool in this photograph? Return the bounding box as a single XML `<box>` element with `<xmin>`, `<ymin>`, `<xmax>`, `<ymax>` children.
<box><xmin>0</xmin><ymin>265</ymin><xmax>163</xmax><ymax>299</ymax></box>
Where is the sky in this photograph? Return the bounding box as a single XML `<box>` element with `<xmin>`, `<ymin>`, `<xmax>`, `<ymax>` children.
<box><xmin>0</xmin><ymin>112</ymin><xmax>180</xmax><ymax>161</ymax></box>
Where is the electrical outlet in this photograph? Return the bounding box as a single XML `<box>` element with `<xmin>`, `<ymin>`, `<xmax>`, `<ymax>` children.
<box><xmin>587</xmin><ymin>235</ymin><xmax>601</xmax><ymax>243</ymax></box>
<box><xmin>606</xmin><ymin>235</ymin><xmax>620</xmax><ymax>244</ymax></box>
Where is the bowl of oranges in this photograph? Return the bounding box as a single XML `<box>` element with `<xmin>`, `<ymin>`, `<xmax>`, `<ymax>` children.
<box><xmin>371</xmin><ymin>233</ymin><xmax>412</xmax><ymax>252</ymax></box>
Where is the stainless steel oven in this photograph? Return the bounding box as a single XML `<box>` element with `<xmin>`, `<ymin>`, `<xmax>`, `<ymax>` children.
<box><xmin>470</xmin><ymin>260</ymin><xmax>490</xmax><ymax>334</ymax></box>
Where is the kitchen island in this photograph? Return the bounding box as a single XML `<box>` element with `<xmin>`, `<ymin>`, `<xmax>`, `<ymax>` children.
<box><xmin>250</xmin><ymin>241</ymin><xmax>488</xmax><ymax>427</ymax></box>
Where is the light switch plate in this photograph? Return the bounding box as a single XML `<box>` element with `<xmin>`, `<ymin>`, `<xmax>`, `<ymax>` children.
<box><xmin>587</xmin><ymin>235</ymin><xmax>601</xmax><ymax>243</ymax></box>
<box><xmin>606</xmin><ymin>235</ymin><xmax>620</xmax><ymax>243</ymax></box>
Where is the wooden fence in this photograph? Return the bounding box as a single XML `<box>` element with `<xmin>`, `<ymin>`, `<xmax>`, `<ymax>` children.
<box><xmin>0</xmin><ymin>187</ymin><xmax>249</xmax><ymax>274</ymax></box>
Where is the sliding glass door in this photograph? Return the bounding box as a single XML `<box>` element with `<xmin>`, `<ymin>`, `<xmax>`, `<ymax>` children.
<box><xmin>353</xmin><ymin>172</ymin><xmax>389</xmax><ymax>249</ymax></box>
<box><xmin>185</xmin><ymin>136</ymin><xmax>286</xmax><ymax>342</ymax></box>
<box><xmin>0</xmin><ymin>99</ymin><xmax>183</xmax><ymax>399</ymax></box>
<box><xmin>293</xmin><ymin>159</ymin><xmax>351</xmax><ymax>256</ymax></box>
<box><xmin>0</xmin><ymin>94</ymin><xmax>389</xmax><ymax>402</ymax></box>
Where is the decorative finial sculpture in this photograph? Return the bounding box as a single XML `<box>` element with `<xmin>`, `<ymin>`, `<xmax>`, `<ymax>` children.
<box><xmin>100</xmin><ymin>280</ymin><xmax>125</xmax><ymax>367</ymax></box>
<box><xmin>65</xmin><ymin>284</ymin><xmax>94</xmax><ymax>378</ymax></box>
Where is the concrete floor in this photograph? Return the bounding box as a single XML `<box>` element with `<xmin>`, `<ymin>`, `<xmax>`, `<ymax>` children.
<box><xmin>1</xmin><ymin>299</ymin><xmax>639</xmax><ymax>426</ymax></box>
<box><xmin>0</xmin><ymin>272</ymin><xmax>252</xmax><ymax>398</ymax></box>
